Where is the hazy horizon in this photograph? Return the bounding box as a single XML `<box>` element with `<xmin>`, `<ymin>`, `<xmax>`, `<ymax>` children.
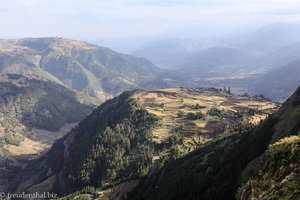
<box><xmin>1</xmin><ymin>0</ymin><xmax>300</xmax><ymax>41</ymax></box>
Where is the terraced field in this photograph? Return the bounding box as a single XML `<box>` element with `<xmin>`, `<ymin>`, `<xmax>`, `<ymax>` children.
<box><xmin>134</xmin><ymin>88</ymin><xmax>279</xmax><ymax>144</ymax></box>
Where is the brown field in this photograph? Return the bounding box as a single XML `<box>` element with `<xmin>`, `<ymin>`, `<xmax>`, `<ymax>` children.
<box><xmin>5</xmin><ymin>123</ymin><xmax>76</xmax><ymax>165</ymax></box>
<box><xmin>133</xmin><ymin>88</ymin><xmax>279</xmax><ymax>143</ymax></box>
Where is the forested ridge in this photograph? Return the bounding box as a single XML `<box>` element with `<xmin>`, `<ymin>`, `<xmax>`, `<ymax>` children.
<box><xmin>20</xmin><ymin>91</ymin><xmax>160</xmax><ymax>194</ymax></box>
<box><xmin>64</xmin><ymin>91</ymin><xmax>159</xmax><ymax>189</ymax></box>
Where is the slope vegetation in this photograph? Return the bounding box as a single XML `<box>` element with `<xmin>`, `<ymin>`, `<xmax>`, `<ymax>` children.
<box><xmin>0</xmin><ymin>74</ymin><xmax>92</xmax><ymax>147</ymax></box>
<box><xmin>239</xmin><ymin>135</ymin><xmax>300</xmax><ymax>199</ymax></box>
<box><xmin>0</xmin><ymin>74</ymin><xmax>94</xmax><ymax>191</ymax></box>
<box><xmin>12</xmin><ymin>91</ymin><xmax>158</xmax><ymax>194</ymax></box>
<box><xmin>8</xmin><ymin>88</ymin><xmax>278</xmax><ymax>198</ymax></box>
<box><xmin>130</xmin><ymin>86</ymin><xmax>300</xmax><ymax>200</ymax></box>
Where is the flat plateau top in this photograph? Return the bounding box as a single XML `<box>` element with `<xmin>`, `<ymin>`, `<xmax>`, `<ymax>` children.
<box><xmin>133</xmin><ymin>88</ymin><xmax>278</xmax><ymax>143</ymax></box>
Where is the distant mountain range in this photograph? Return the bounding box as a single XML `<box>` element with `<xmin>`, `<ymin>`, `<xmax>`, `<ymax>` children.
<box><xmin>130</xmin><ymin>23</ymin><xmax>300</xmax><ymax>101</ymax></box>
<box><xmin>132</xmin><ymin>23</ymin><xmax>300</xmax><ymax>72</ymax></box>
<box><xmin>251</xmin><ymin>59</ymin><xmax>300</xmax><ymax>101</ymax></box>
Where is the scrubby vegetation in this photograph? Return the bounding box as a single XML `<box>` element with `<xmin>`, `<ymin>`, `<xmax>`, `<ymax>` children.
<box><xmin>207</xmin><ymin>107</ymin><xmax>222</xmax><ymax>117</ymax></box>
<box><xmin>135</xmin><ymin>88</ymin><xmax>276</xmax><ymax>144</ymax></box>
<box><xmin>186</xmin><ymin>112</ymin><xmax>205</xmax><ymax>120</ymax></box>
<box><xmin>7</xmin><ymin>88</ymin><xmax>282</xmax><ymax>198</ymax></box>
<box><xmin>41</xmin><ymin>91</ymin><xmax>159</xmax><ymax>192</ymax></box>
<box><xmin>0</xmin><ymin>75</ymin><xmax>93</xmax><ymax>147</ymax></box>
<box><xmin>66</xmin><ymin>93</ymin><xmax>158</xmax><ymax>189</ymax></box>
<box><xmin>130</xmin><ymin>116</ymin><xmax>278</xmax><ymax>200</ymax></box>
<box><xmin>238</xmin><ymin>135</ymin><xmax>300</xmax><ymax>200</ymax></box>
<box><xmin>129</xmin><ymin>87</ymin><xmax>300</xmax><ymax>200</ymax></box>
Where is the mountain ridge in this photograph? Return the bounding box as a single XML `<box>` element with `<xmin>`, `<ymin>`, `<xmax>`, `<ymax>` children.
<box><xmin>0</xmin><ymin>37</ymin><xmax>173</xmax><ymax>102</ymax></box>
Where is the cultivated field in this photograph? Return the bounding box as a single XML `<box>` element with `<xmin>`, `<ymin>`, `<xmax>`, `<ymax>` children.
<box><xmin>133</xmin><ymin>88</ymin><xmax>279</xmax><ymax>144</ymax></box>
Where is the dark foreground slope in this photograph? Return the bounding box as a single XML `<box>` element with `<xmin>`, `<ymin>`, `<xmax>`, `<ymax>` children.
<box><xmin>130</xmin><ymin>87</ymin><xmax>300</xmax><ymax>200</ymax></box>
<box><xmin>11</xmin><ymin>91</ymin><xmax>158</xmax><ymax>194</ymax></box>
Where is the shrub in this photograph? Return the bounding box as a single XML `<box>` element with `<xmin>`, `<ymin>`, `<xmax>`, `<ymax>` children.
<box><xmin>207</xmin><ymin>107</ymin><xmax>222</xmax><ymax>117</ymax></box>
<box><xmin>177</xmin><ymin>111</ymin><xmax>185</xmax><ymax>118</ymax></box>
<box><xmin>186</xmin><ymin>112</ymin><xmax>205</xmax><ymax>120</ymax></box>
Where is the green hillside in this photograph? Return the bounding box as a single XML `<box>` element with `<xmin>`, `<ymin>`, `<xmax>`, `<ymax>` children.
<box><xmin>12</xmin><ymin>91</ymin><xmax>158</xmax><ymax>194</ymax></box>
<box><xmin>0</xmin><ymin>74</ymin><xmax>97</xmax><ymax>193</ymax></box>
<box><xmin>0</xmin><ymin>74</ymin><xmax>93</xmax><ymax>147</ymax></box>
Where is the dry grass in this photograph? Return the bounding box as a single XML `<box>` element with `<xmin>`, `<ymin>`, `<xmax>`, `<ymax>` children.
<box><xmin>7</xmin><ymin>138</ymin><xmax>47</xmax><ymax>157</ymax></box>
<box><xmin>5</xmin><ymin>123</ymin><xmax>76</xmax><ymax>165</ymax></box>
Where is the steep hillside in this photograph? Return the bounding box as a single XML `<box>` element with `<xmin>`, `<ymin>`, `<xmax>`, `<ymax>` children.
<box><xmin>11</xmin><ymin>91</ymin><xmax>159</xmax><ymax>194</ymax></box>
<box><xmin>130</xmin><ymin>86</ymin><xmax>300</xmax><ymax>200</ymax></box>
<box><xmin>0</xmin><ymin>37</ymin><xmax>169</xmax><ymax>101</ymax></box>
<box><xmin>0</xmin><ymin>74</ymin><xmax>95</xmax><ymax>191</ymax></box>
<box><xmin>1</xmin><ymin>75</ymin><xmax>92</xmax><ymax>129</ymax></box>
<box><xmin>8</xmin><ymin>88</ymin><xmax>277</xmax><ymax>197</ymax></box>
<box><xmin>0</xmin><ymin>75</ymin><xmax>93</xmax><ymax>165</ymax></box>
<box><xmin>239</xmin><ymin>135</ymin><xmax>300</xmax><ymax>200</ymax></box>
<box><xmin>0</xmin><ymin>74</ymin><xmax>93</xmax><ymax>144</ymax></box>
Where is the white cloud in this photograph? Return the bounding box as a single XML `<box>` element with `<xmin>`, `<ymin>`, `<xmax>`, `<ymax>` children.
<box><xmin>0</xmin><ymin>0</ymin><xmax>300</xmax><ymax>39</ymax></box>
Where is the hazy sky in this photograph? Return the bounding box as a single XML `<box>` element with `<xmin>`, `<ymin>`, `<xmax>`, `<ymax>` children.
<box><xmin>1</xmin><ymin>0</ymin><xmax>300</xmax><ymax>40</ymax></box>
